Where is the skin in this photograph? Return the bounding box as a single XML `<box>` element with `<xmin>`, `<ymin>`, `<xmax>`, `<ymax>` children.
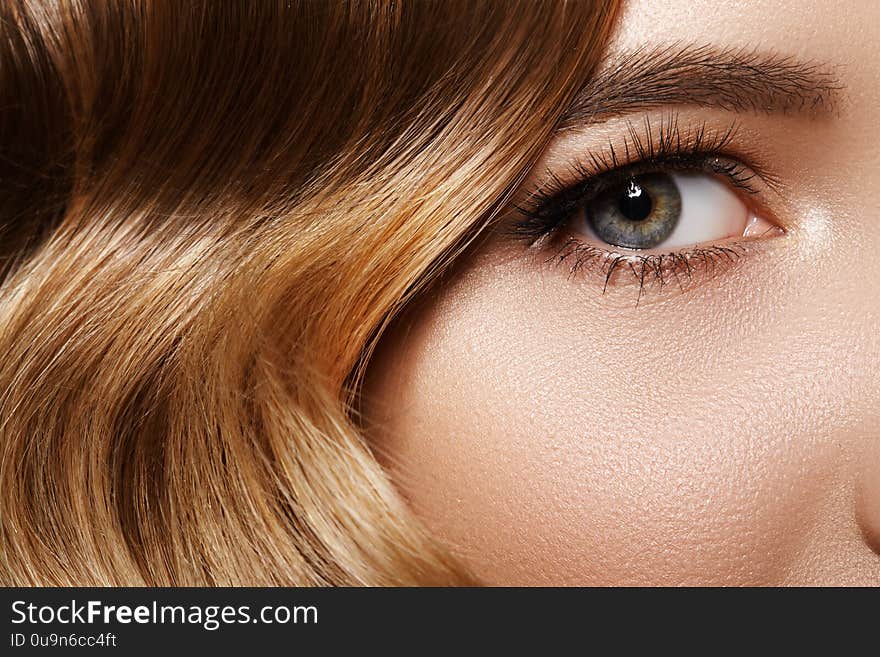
<box><xmin>363</xmin><ymin>0</ymin><xmax>880</xmax><ymax>585</ymax></box>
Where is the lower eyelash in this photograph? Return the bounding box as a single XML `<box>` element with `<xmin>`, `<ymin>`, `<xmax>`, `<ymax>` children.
<box><xmin>543</xmin><ymin>237</ymin><xmax>751</xmax><ymax>306</ymax></box>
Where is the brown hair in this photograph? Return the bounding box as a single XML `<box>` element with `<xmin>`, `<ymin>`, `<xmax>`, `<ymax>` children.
<box><xmin>0</xmin><ymin>0</ymin><xmax>618</xmax><ymax>585</ymax></box>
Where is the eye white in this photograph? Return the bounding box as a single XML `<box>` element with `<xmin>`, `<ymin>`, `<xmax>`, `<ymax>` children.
<box><xmin>657</xmin><ymin>172</ymin><xmax>749</xmax><ymax>249</ymax></box>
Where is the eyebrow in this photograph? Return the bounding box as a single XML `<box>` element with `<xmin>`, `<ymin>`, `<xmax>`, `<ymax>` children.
<box><xmin>557</xmin><ymin>44</ymin><xmax>842</xmax><ymax>130</ymax></box>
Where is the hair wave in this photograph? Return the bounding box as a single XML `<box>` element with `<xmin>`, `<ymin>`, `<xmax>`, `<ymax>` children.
<box><xmin>0</xmin><ymin>0</ymin><xmax>617</xmax><ymax>585</ymax></box>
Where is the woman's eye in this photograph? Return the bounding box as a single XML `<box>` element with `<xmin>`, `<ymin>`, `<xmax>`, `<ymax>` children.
<box><xmin>506</xmin><ymin>124</ymin><xmax>787</xmax><ymax>298</ymax></box>
<box><xmin>571</xmin><ymin>171</ymin><xmax>760</xmax><ymax>251</ymax></box>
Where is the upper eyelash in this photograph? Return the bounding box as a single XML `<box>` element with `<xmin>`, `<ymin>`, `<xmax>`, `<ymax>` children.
<box><xmin>508</xmin><ymin>114</ymin><xmax>764</xmax><ymax>244</ymax></box>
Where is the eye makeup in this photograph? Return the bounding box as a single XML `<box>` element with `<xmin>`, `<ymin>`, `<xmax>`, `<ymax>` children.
<box><xmin>503</xmin><ymin>113</ymin><xmax>783</xmax><ymax>303</ymax></box>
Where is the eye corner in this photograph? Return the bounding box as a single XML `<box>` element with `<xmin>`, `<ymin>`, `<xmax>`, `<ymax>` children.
<box><xmin>742</xmin><ymin>211</ymin><xmax>786</xmax><ymax>240</ymax></box>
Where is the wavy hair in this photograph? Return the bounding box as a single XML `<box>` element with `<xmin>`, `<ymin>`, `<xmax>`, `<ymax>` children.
<box><xmin>0</xmin><ymin>0</ymin><xmax>618</xmax><ymax>585</ymax></box>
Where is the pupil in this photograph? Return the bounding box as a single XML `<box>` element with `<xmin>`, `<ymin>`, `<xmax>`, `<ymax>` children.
<box><xmin>617</xmin><ymin>179</ymin><xmax>652</xmax><ymax>222</ymax></box>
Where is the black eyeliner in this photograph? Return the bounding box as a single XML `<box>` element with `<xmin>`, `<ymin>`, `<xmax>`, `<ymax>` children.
<box><xmin>507</xmin><ymin>115</ymin><xmax>758</xmax><ymax>246</ymax></box>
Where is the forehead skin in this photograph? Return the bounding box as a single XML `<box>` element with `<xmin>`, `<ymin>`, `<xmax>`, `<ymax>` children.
<box><xmin>363</xmin><ymin>0</ymin><xmax>880</xmax><ymax>585</ymax></box>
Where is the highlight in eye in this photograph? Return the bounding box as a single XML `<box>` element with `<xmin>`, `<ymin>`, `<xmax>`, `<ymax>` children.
<box><xmin>506</xmin><ymin>115</ymin><xmax>783</xmax><ymax>301</ymax></box>
<box><xmin>586</xmin><ymin>173</ymin><xmax>681</xmax><ymax>249</ymax></box>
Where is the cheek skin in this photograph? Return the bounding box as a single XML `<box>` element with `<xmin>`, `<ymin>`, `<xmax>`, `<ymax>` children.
<box><xmin>363</xmin><ymin>235</ymin><xmax>880</xmax><ymax>585</ymax></box>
